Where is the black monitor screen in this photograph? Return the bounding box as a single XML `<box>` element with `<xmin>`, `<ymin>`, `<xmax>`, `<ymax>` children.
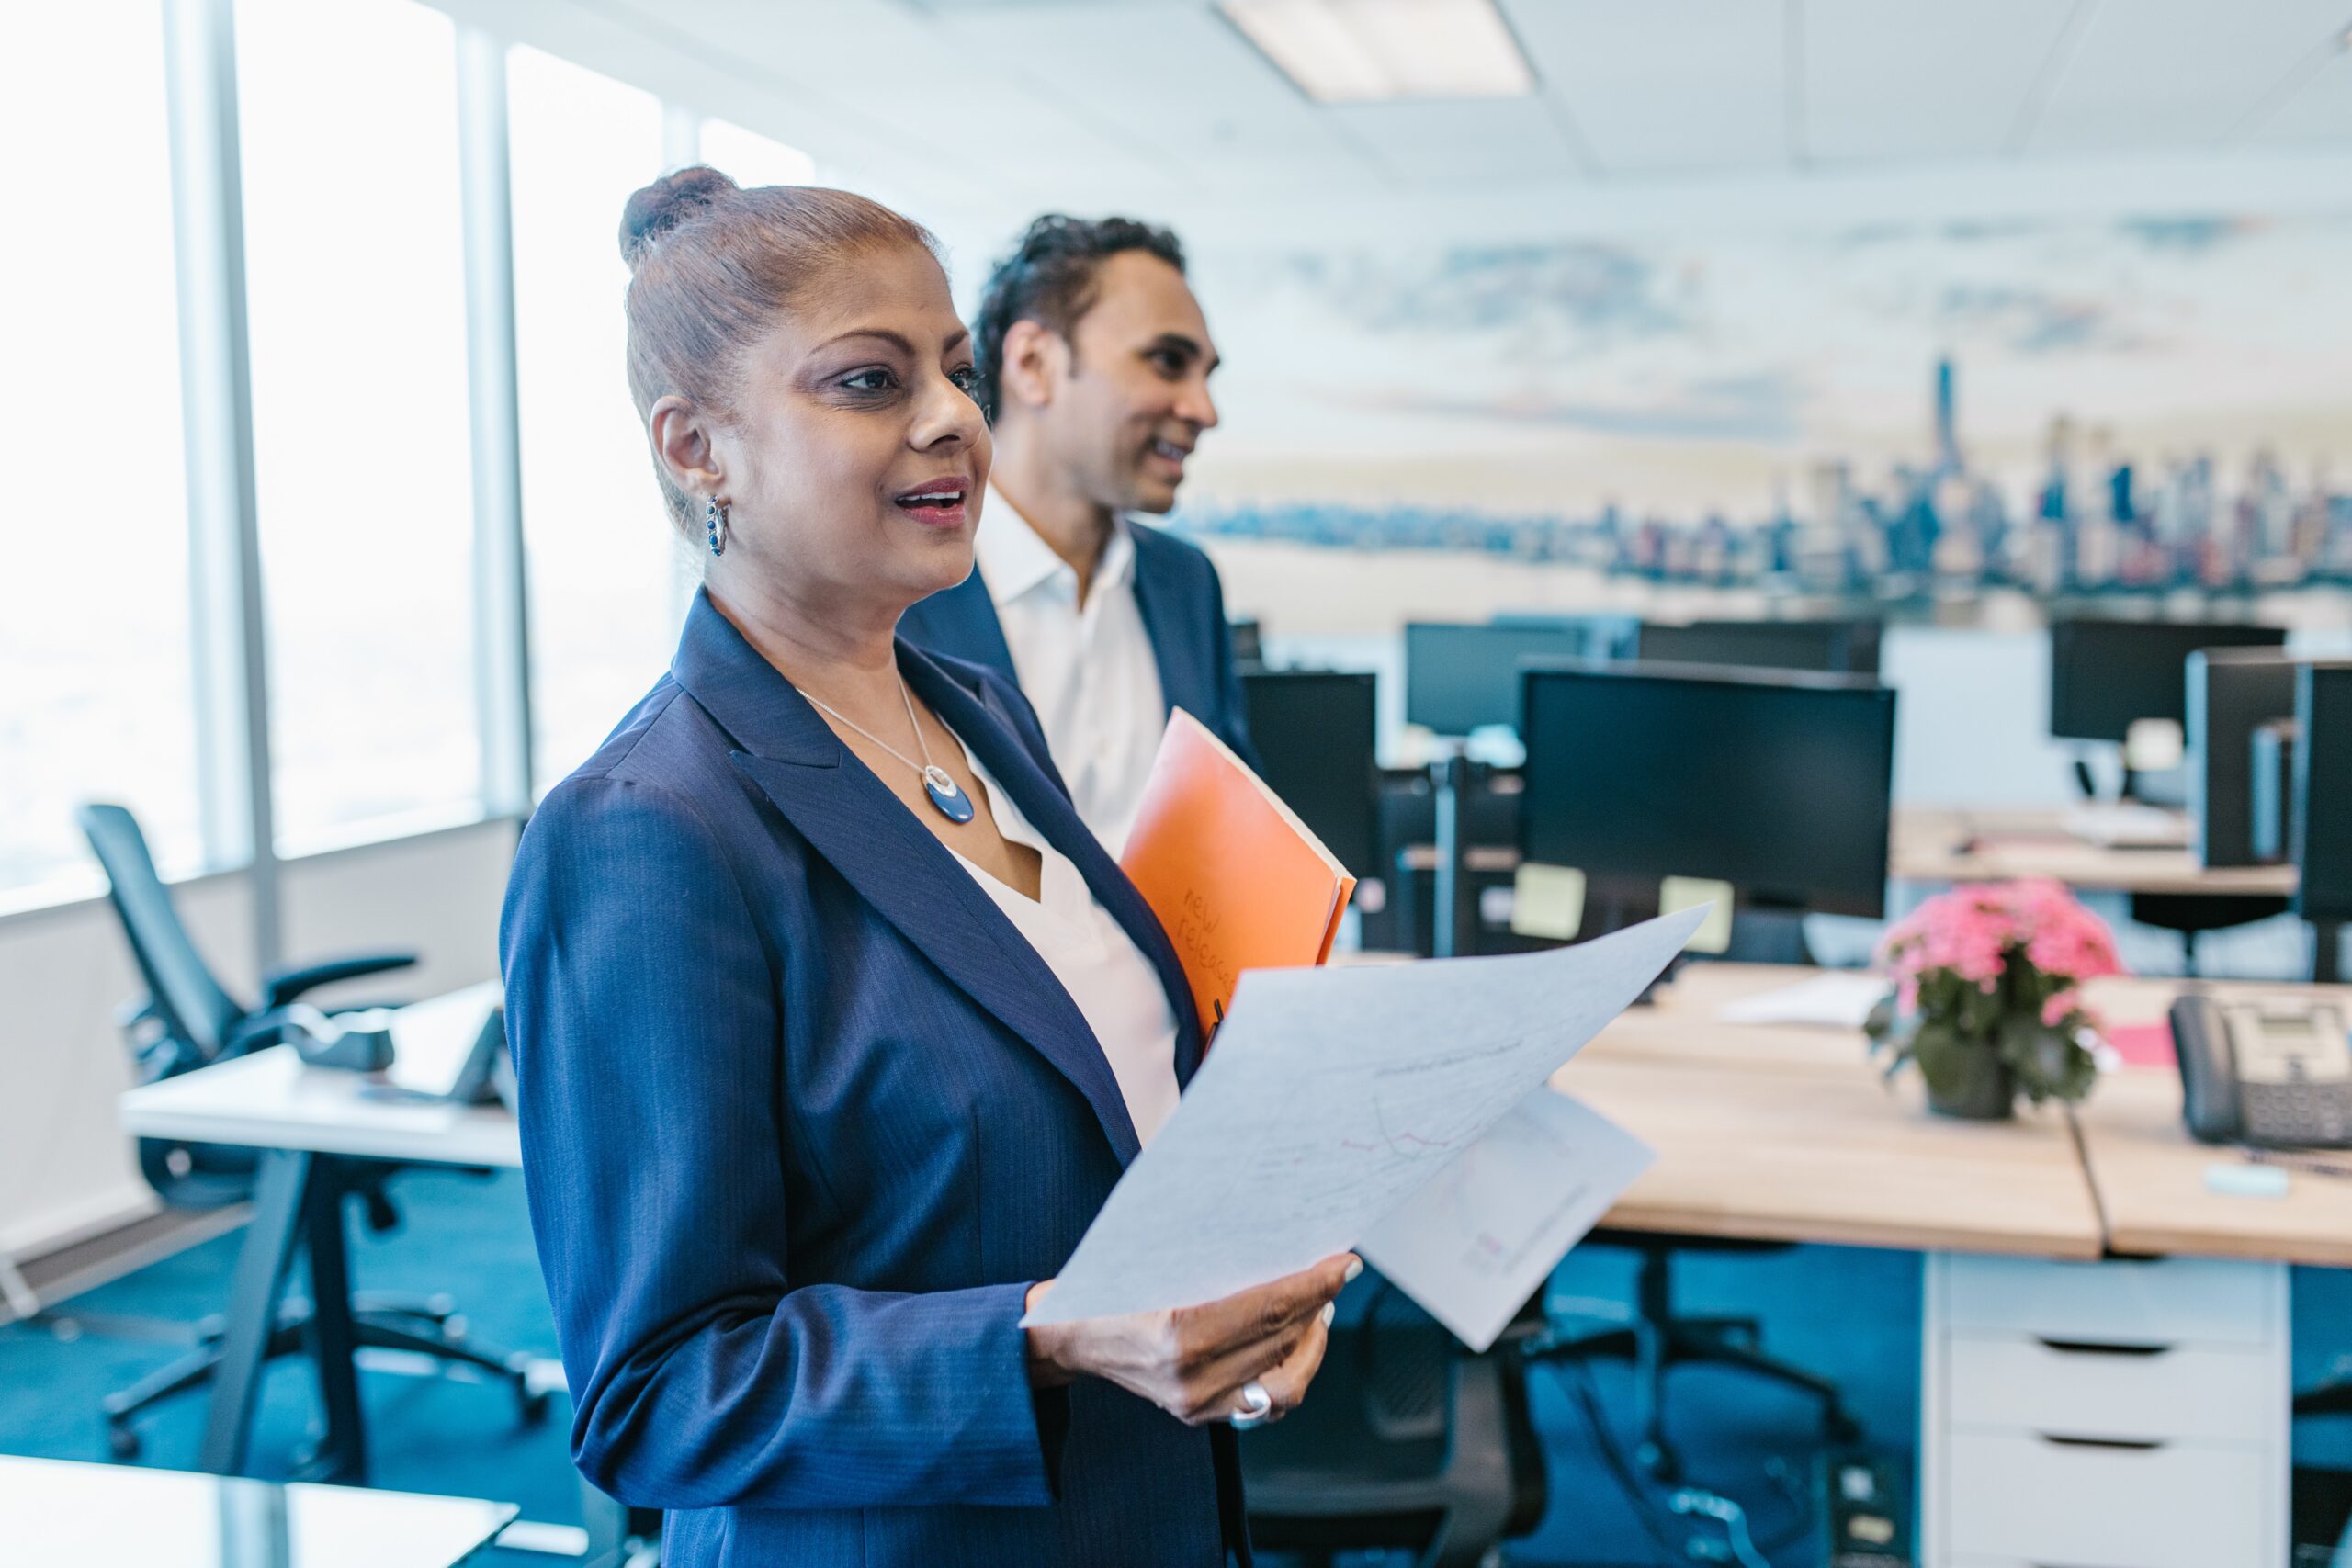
<box><xmin>2188</xmin><ymin>648</ymin><xmax>2298</xmax><ymax>869</ymax></box>
<box><xmin>2050</xmin><ymin>620</ymin><xmax>2287</xmax><ymax>742</ymax></box>
<box><xmin>2295</xmin><ymin>663</ymin><xmax>2352</xmax><ymax>923</ymax></box>
<box><xmin>1405</xmin><ymin>622</ymin><xmax>1594</xmax><ymax>736</ymax></box>
<box><xmin>1636</xmin><ymin>619</ymin><xmax>1881</xmax><ymax>676</ymax></box>
<box><xmin>1520</xmin><ymin>664</ymin><xmax>1897</xmax><ymax>918</ymax></box>
<box><xmin>1240</xmin><ymin>670</ymin><xmax>1379</xmax><ymax>879</ymax></box>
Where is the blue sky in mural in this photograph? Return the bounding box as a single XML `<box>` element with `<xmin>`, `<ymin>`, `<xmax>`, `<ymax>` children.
<box><xmin>1182</xmin><ymin>211</ymin><xmax>2352</xmax><ymax>517</ymax></box>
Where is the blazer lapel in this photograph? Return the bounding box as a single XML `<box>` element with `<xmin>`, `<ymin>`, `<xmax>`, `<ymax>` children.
<box><xmin>1128</xmin><ymin>525</ymin><xmax>1210</xmax><ymax>730</ymax></box>
<box><xmin>670</xmin><ymin>593</ymin><xmax>1144</xmax><ymax>1166</ymax></box>
<box><xmin>909</xmin><ymin>653</ymin><xmax>1210</xmax><ymax>1087</ymax></box>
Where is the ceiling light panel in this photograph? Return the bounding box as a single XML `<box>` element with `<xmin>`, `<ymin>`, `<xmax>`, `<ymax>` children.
<box><xmin>1222</xmin><ymin>0</ymin><xmax>1536</xmax><ymax>102</ymax></box>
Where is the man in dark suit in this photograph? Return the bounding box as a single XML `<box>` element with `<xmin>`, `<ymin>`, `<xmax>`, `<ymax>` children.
<box><xmin>899</xmin><ymin>214</ymin><xmax>1256</xmax><ymax>852</ymax></box>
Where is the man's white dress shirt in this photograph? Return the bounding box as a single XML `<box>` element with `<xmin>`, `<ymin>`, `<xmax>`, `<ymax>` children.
<box><xmin>974</xmin><ymin>483</ymin><xmax>1169</xmax><ymax>854</ymax></box>
<box><xmin>944</xmin><ymin>733</ymin><xmax>1182</xmax><ymax>1148</ymax></box>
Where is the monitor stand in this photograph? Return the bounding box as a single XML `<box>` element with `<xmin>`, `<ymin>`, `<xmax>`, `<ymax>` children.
<box><xmin>1593</xmin><ymin>894</ymin><xmax>1815</xmax><ymax>974</ymax></box>
<box><xmin>2074</xmin><ymin>751</ymin><xmax>2150</xmax><ymax>804</ymax></box>
<box><xmin>1721</xmin><ymin>906</ymin><xmax>1815</xmax><ymax>966</ymax></box>
<box><xmin>1430</xmin><ymin>748</ymin><xmax>1475</xmax><ymax>959</ymax></box>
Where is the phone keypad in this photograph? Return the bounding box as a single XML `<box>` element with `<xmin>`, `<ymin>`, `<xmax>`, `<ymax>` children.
<box><xmin>2244</xmin><ymin>1082</ymin><xmax>2352</xmax><ymax>1149</ymax></box>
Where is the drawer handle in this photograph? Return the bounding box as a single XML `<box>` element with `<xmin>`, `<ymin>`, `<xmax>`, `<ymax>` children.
<box><xmin>2033</xmin><ymin>1336</ymin><xmax>2174</xmax><ymax>1359</ymax></box>
<box><xmin>2036</xmin><ymin>1432</ymin><xmax>2166</xmax><ymax>1452</ymax></box>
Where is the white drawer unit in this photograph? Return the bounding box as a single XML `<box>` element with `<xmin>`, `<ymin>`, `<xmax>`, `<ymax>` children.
<box><xmin>1922</xmin><ymin>1252</ymin><xmax>2290</xmax><ymax>1568</ymax></box>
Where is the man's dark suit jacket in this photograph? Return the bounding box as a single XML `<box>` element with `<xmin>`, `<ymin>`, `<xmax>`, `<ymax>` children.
<box><xmin>897</xmin><ymin>518</ymin><xmax>1259</xmax><ymax>770</ymax></box>
<box><xmin>502</xmin><ymin>592</ymin><xmax>1245</xmax><ymax>1567</ymax></box>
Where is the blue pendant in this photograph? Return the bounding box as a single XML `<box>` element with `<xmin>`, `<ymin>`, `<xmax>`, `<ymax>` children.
<box><xmin>923</xmin><ymin>765</ymin><xmax>975</xmax><ymax>824</ymax></box>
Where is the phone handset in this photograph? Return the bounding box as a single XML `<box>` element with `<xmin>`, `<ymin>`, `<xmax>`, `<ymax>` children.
<box><xmin>2169</xmin><ymin>993</ymin><xmax>2243</xmax><ymax>1144</ymax></box>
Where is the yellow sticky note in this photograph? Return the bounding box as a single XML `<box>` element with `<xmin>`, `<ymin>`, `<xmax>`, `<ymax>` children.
<box><xmin>1659</xmin><ymin>876</ymin><xmax>1734</xmax><ymax>954</ymax></box>
<box><xmin>1510</xmin><ymin>863</ymin><xmax>1586</xmax><ymax>941</ymax></box>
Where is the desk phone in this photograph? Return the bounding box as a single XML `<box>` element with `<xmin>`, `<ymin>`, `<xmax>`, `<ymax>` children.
<box><xmin>2172</xmin><ymin>993</ymin><xmax>2352</xmax><ymax>1148</ymax></box>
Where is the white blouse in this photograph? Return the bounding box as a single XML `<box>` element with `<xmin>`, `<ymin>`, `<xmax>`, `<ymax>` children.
<box><xmin>944</xmin><ymin>736</ymin><xmax>1182</xmax><ymax>1148</ymax></box>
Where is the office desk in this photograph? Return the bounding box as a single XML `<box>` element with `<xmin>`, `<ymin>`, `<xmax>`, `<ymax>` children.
<box><xmin>1891</xmin><ymin>804</ymin><xmax>2298</xmax><ymax>896</ymax></box>
<box><xmin>1564</xmin><ymin>1055</ymin><xmax>2104</xmax><ymax>1259</ymax></box>
<box><xmin>2069</xmin><ymin>976</ymin><xmax>2352</xmax><ymax>1267</ymax></box>
<box><xmin>1571</xmin><ymin>964</ymin><xmax>2339</xmax><ymax>1565</ymax></box>
<box><xmin>119</xmin><ymin>1046</ymin><xmax>522</xmax><ymax>1482</ymax></box>
<box><xmin>0</xmin><ymin>1453</ymin><xmax>515</xmax><ymax>1568</ymax></box>
<box><xmin>1582</xmin><ymin>962</ymin><xmax>1889</xmax><ymax>1073</ymax></box>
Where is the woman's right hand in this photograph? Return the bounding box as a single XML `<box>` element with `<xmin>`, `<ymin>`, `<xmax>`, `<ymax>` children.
<box><xmin>1023</xmin><ymin>1253</ymin><xmax>1360</xmax><ymax>1427</ymax></box>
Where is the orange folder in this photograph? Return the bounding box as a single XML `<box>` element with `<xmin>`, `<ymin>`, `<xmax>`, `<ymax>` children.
<box><xmin>1119</xmin><ymin>708</ymin><xmax>1358</xmax><ymax>1037</ymax></box>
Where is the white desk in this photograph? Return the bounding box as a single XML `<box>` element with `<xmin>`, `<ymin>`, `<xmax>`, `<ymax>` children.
<box><xmin>121</xmin><ymin>1046</ymin><xmax>520</xmax><ymax>1168</ymax></box>
<box><xmin>0</xmin><ymin>1454</ymin><xmax>515</xmax><ymax>1568</ymax></box>
<box><xmin>119</xmin><ymin>1026</ymin><xmax>526</xmax><ymax>1483</ymax></box>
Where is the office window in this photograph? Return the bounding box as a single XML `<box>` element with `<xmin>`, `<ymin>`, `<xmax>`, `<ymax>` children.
<box><xmin>509</xmin><ymin>47</ymin><xmax>684</xmax><ymax>789</ymax></box>
<box><xmin>0</xmin><ymin>1</ymin><xmax>202</xmax><ymax>904</ymax></box>
<box><xmin>237</xmin><ymin>0</ymin><xmax>482</xmax><ymax>854</ymax></box>
<box><xmin>700</xmin><ymin>118</ymin><xmax>818</xmax><ymax>187</ymax></box>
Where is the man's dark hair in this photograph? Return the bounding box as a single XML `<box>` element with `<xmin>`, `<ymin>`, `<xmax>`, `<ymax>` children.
<box><xmin>971</xmin><ymin>214</ymin><xmax>1186</xmax><ymax>423</ymax></box>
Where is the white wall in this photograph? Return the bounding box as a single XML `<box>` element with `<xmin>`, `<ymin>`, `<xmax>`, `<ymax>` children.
<box><xmin>0</xmin><ymin>875</ymin><xmax>253</xmax><ymax>1258</ymax></box>
<box><xmin>278</xmin><ymin>819</ymin><xmax>514</xmax><ymax>1007</ymax></box>
<box><xmin>0</xmin><ymin>818</ymin><xmax>514</xmax><ymax>1262</ymax></box>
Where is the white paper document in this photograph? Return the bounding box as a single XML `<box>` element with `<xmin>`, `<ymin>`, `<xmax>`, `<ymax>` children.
<box><xmin>1359</xmin><ymin>1087</ymin><xmax>1654</xmax><ymax>1350</ymax></box>
<box><xmin>1715</xmin><ymin>971</ymin><xmax>1889</xmax><ymax>1030</ymax></box>
<box><xmin>1023</xmin><ymin>906</ymin><xmax>1704</xmax><ymax>1330</ymax></box>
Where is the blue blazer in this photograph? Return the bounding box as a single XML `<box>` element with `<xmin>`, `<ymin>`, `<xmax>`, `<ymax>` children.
<box><xmin>897</xmin><ymin>518</ymin><xmax>1261</xmax><ymax>770</ymax></box>
<box><xmin>502</xmin><ymin>592</ymin><xmax>1244</xmax><ymax>1568</ymax></box>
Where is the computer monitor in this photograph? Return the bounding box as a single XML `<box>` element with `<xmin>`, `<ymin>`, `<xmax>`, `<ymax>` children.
<box><xmin>1239</xmin><ymin>670</ymin><xmax>1379</xmax><ymax>879</ymax></box>
<box><xmin>1228</xmin><ymin>618</ymin><xmax>1263</xmax><ymax>669</ymax></box>
<box><xmin>1519</xmin><ymin>663</ymin><xmax>1897</xmax><ymax>918</ymax></box>
<box><xmin>1404</xmin><ymin>621</ymin><xmax>1597</xmax><ymax>736</ymax></box>
<box><xmin>1490</xmin><ymin>612</ymin><xmax>1644</xmax><ymax>660</ymax></box>
<box><xmin>2187</xmin><ymin>648</ymin><xmax>2299</xmax><ymax>868</ymax></box>
<box><xmin>1634</xmin><ymin>618</ymin><xmax>1882</xmax><ymax>676</ymax></box>
<box><xmin>2293</xmin><ymin>661</ymin><xmax>2352</xmax><ymax>924</ymax></box>
<box><xmin>2049</xmin><ymin>619</ymin><xmax>2288</xmax><ymax>743</ymax></box>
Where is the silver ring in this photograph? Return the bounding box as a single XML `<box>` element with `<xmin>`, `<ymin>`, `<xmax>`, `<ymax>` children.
<box><xmin>1231</xmin><ymin>1380</ymin><xmax>1273</xmax><ymax>1428</ymax></box>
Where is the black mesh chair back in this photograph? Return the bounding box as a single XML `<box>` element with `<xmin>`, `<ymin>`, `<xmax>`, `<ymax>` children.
<box><xmin>77</xmin><ymin>803</ymin><xmax>245</xmax><ymax>1066</ymax></box>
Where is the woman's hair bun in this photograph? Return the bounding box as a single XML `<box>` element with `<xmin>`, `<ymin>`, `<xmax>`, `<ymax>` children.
<box><xmin>619</xmin><ymin>165</ymin><xmax>741</xmax><ymax>268</ymax></box>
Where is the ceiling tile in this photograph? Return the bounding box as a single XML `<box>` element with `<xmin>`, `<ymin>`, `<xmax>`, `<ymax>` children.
<box><xmin>1321</xmin><ymin>96</ymin><xmax>1585</xmax><ymax>186</ymax></box>
<box><xmin>1802</xmin><ymin>0</ymin><xmax>2078</xmax><ymax>164</ymax></box>
<box><xmin>1505</xmin><ymin>0</ymin><xmax>1791</xmax><ymax>175</ymax></box>
<box><xmin>926</xmin><ymin>1</ymin><xmax>1388</xmax><ymax>197</ymax></box>
<box><xmin>2025</xmin><ymin>0</ymin><xmax>2352</xmax><ymax>154</ymax></box>
<box><xmin>596</xmin><ymin>0</ymin><xmax>1174</xmax><ymax>202</ymax></box>
<box><xmin>2245</xmin><ymin>46</ymin><xmax>2352</xmax><ymax>146</ymax></box>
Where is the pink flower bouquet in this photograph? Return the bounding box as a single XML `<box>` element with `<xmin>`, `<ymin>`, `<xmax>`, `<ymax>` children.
<box><xmin>1867</xmin><ymin>880</ymin><xmax>2125</xmax><ymax>1116</ymax></box>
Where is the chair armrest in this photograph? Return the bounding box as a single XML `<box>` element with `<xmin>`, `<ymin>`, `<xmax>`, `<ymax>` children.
<box><xmin>260</xmin><ymin>953</ymin><xmax>416</xmax><ymax>1009</ymax></box>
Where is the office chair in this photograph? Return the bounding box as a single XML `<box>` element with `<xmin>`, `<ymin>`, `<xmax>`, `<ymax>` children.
<box><xmin>1240</xmin><ymin>1280</ymin><xmax>1547</xmax><ymax>1568</ymax></box>
<box><xmin>76</xmin><ymin>803</ymin><xmax>545</xmax><ymax>1458</ymax></box>
<box><xmin>1522</xmin><ymin>1231</ymin><xmax>1856</xmax><ymax>1483</ymax></box>
<box><xmin>2129</xmin><ymin>892</ymin><xmax>2292</xmax><ymax>977</ymax></box>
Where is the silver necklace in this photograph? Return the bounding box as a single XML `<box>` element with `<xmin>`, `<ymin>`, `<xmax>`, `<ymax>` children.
<box><xmin>803</xmin><ymin>673</ymin><xmax>976</xmax><ymax>824</ymax></box>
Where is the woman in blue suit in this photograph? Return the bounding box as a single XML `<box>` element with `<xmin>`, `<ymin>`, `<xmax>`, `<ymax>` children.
<box><xmin>501</xmin><ymin>167</ymin><xmax>1355</xmax><ymax>1568</ymax></box>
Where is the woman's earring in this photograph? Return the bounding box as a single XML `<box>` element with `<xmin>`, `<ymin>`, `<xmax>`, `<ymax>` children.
<box><xmin>705</xmin><ymin>497</ymin><xmax>729</xmax><ymax>558</ymax></box>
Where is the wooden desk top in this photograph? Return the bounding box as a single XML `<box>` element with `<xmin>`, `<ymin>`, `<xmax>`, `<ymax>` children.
<box><xmin>1560</xmin><ymin>1053</ymin><xmax>2105</xmax><ymax>1259</ymax></box>
<box><xmin>1892</xmin><ymin>805</ymin><xmax>2298</xmax><ymax>897</ymax></box>
<box><xmin>2071</xmin><ymin>1068</ymin><xmax>2352</xmax><ymax>1268</ymax></box>
<box><xmin>2067</xmin><ymin>974</ymin><xmax>2352</xmax><ymax>1267</ymax></box>
<box><xmin>1583</xmin><ymin>962</ymin><xmax>1888</xmax><ymax>1074</ymax></box>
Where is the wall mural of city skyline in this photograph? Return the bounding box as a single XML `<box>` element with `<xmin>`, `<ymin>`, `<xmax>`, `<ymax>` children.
<box><xmin>1171</xmin><ymin>208</ymin><xmax>2352</xmax><ymax>595</ymax></box>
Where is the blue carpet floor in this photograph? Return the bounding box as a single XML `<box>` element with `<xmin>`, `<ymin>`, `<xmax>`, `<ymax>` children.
<box><xmin>5</xmin><ymin>1168</ymin><xmax>2349</xmax><ymax>1565</ymax></box>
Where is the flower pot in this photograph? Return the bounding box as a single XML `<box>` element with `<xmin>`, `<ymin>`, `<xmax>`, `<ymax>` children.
<box><xmin>1925</xmin><ymin>1052</ymin><xmax>2017</xmax><ymax>1121</ymax></box>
